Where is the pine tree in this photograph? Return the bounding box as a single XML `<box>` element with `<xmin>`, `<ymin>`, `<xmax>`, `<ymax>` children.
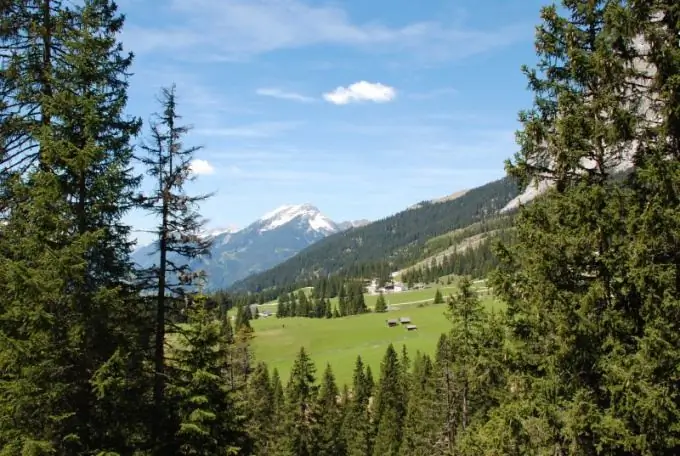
<box><xmin>297</xmin><ymin>289</ymin><xmax>310</xmax><ymax>317</ymax></box>
<box><xmin>0</xmin><ymin>0</ymin><xmax>151</xmax><ymax>452</ymax></box>
<box><xmin>234</xmin><ymin>305</ymin><xmax>252</xmax><ymax>333</ymax></box>
<box><xmin>595</xmin><ymin>1</ymin><xmax>680</xmax><ymax>452</ymax></box>
<box><xmin>277</xmin><ymin>293</ymin><xmax>289</xmax><ymax>318</ymax></box>
<box><xmin>375</xmin><ymin>292</ymin><xmax>387</xmax><ymax>312</ymax></box>
<box><xmin>399</xmin><ymin>353</ymin><xmax>440</xmax><ymax>456</ymax></box>
<box><xmin>433</xmin><ymin>288</ymin><xmax>444</xmax><ymax>304</ymax></box>
<box><xmin>317</xmin><ymin>364</ymin><xmax>346</xmax><ymax>456</ymax></box>
<box><xmin>137</xmin><ymin>83</ymin><xmax>213</xmax><ymax>450</ymax></box>
<box><xmin>343</xmin><ymin>356</ymin><xmax>373</xmax><ymax>456</ymax></box>
<box><xmin>169</xmin><ymin>293</ymin><xmax>247</xmax><ymax>455</ymax></box>
<box><xmin>247</xmin><ymin>362</ymin><xmax>275</xmax><ymax>455</ymax></box>
<box><xmin>372</xmin><ymin>344</ymin><xmax>405</xmax><ymax>456</ymax></box>
<box><xmin>267</xmin><ymin>367</ymin><xmax>287</xmax><ymax>455</ymax></box>
<box><xmin>485</xmin><ymin>0</ymin><xmax>652</xmax><ymax>452</ymax></box>
<box><xmin>283</xmin><ymin>347</ymin><xmax>320</xmax><ymax>456</ymax></box>
<box><xmin>338</xmin><ymin>283</ymin><xmax>348</xmax><ymax>316</ymax></box>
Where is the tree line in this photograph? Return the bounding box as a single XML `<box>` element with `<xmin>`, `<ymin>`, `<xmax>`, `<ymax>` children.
<box><xmin>276</xmin><ymin>280</ymin><xmax>368</xmax><ymax>319</ymax></box>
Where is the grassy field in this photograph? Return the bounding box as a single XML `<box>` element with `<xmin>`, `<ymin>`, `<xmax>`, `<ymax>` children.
<box><xmin>249</xmin><ymin>288</ymin><xmax>501</xmax><ymax>386</ymax></box>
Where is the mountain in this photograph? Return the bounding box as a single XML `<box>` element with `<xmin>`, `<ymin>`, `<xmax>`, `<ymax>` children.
<box><xmin>229</xmin><ymin>176</ymin><xmax>521</xmax><ymax>292</ymax></box>
<box><xmin>337</xmin><ymin>219</ymin><xmax>371</xmax><ymax>230</ymax></box>
<box><xmin>132</xmin><ymin>203</ymin><xmax>350</xmax><ymax>290</ymax></box>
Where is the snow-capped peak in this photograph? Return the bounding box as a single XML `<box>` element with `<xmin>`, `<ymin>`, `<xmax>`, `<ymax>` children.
<box><xmin>258</xmin><ymin>203</ymin><xmax>337</xmax><ymax>233</ymax></box>
<box><xmin>202</xmin><ymin>225</ymin><xmax>239</xmax><ymax>238</ymax></box>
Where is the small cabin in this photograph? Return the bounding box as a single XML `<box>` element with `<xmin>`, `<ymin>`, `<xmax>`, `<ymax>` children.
<box><xmin>386</xmin><ymin>319</ymin><xmax>398</xmax><ymax>327</ymax></box>
<box><xmin>406</xmin><ymin>324</ymin><xmax>418</xmax><ymax>331</ymax></box>
<box><xmin>399</xmin><ymin>317</ymin><xmax>411</xmax><ymax>325</ymax></box>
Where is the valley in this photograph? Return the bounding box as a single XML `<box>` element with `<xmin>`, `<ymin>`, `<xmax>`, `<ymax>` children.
<box><xmin>246</xmin><ymin>283</ymin><xmax>501</xmax><ymax>386</ymax></box>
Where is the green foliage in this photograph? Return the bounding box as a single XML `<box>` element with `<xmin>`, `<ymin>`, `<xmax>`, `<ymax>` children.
<box><xmin>246</xmin><ymin>363</ymin><xmax>275</xmax><ymax>455</ymax></box>
<box><xmin>343</xmin><ymin>357</ymin><xmax>373</xmax><ymax>456</ymax></box>
<box><xmin>374</xmin><ymin>292</ymin><xmax>387</xmax><ymax>312</ymax></box>
<box><xmin>433</xmin><ymin>288</ymin><xmax>444</xmax><ymax>304</ymax></box>
<box><xmin>281</xmin><ymin>347</ymin><xmax>320</xmax><ymax>456</ymax></box>
<box><xmin>316</xmin><ymin>364</ymin><xmax>346</xmax><ymax>456</ymax></box>
<box><xmin>0</xmin><ymin>0</ymin><xmax>150</xmax><ymax>452</ymax></box>
<box><xmin>372</xmin><ymin>344</ymin><xmax>406</xmax><ymax>456</ymax></box>
<box><xmin>169</xmin><ymin>296</ymin><xmax>247</xmax><ymax>455</ymax></box>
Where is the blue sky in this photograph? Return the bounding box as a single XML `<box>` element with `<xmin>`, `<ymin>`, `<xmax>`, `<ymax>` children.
<box><xmin>118</xmin><ymin>0</ymin><xmax>546</xmax><ymax>244</ymax></box>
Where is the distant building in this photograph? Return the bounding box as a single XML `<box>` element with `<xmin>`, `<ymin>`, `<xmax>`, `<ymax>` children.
<box><xmin>399</xmin><ymin>317</ymin><xmax>411</xmax><ymax>324</ymax></box>
<box><xmin>386</xmin><ymin>319</ymin><xmax>398</xmax><ymax>327</ymax></box>
<box><xmin>406</xmin><ymin>324</ymin><xmax>418</xmax><ymax>331</ymax></box>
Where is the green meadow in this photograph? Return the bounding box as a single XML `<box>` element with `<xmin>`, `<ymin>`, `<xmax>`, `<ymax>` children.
<box><xmin>249</xmin><ymin>285</ymin><xmax>501</xmax><ymax>386</ymax></box>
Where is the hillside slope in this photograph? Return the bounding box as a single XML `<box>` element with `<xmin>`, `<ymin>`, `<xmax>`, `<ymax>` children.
<box><xmin>230</xmin><ymin>176</ymin><xmax>520</xmax><ymax>292</ymax></box>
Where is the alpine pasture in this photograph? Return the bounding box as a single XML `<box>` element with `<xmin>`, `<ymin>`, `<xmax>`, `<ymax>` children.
<box><xmin>249</xmin><ymin>285</ymin><xmax>501</xmax><ymax>385</ymax></box>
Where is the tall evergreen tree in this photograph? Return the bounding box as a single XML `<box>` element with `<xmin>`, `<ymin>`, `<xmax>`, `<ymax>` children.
<box><xmin>168</xmin><ymin>293</ymin><xmax>247</xmax><ymax>456</ymax></box>
<box><xmin>137</xmin><ymin>84</ymin><xmax>213</xmax><ymax>447</ymax></box>
<box><xmin>0</xmin><ymin>0</ymin><xmax>151</xmax><ymax>452</ymax></box>
<box><xmin>372</xmin><ymin>344</ymin><xmax>405</xmax><ymax>456</ymax></box>
<box><xmin>375</xmin><ymin>291</ymin><xmax>387</xmax><ymax>312</ymax></box>
<box><xmin>399</xmin><ymin>353</ymin><xmax>440</xmax><ymax>456</ymax></box>
<box><xmin>433</xmin><ymin>288</ymin><xmax>444</xmax><ymax>304</ymax></box>
<box><xmin>317</xmin><ymin>364</ymin><xmax>346</xmax><ymax>456</ymax></box>
<box><xmin>283</xmin><ymin>347</ymin><xmax>320</xmax><ymax>456</ymax></box>
<box><xmin>343</xmin><ymin>356</ymin><xmax>373</xmax><ymax>456</ymax></box>
<box><xmin>485</xmin><ymin>0</ymin><xmax>659</xmax><ymax>453</ymax></box>
<box><xmin>246</xmin><ymin>362</ymin><xmax>275</xmax><ymax>455</ymax></box>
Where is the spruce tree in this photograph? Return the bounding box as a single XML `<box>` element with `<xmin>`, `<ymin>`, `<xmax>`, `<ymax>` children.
<box><xmin>169</xmin><ymin>293</ymin><xmax>247</xmax><ymax>455</ymax></box>
<box><xmin>317</xmin><ymin>364</ymin><xmax>346</xmax><ymax>456</ymax></box>
<box><xmin>343</xmin><ymin>356</ymin><xmax>373</xmax><ymax>456</ymax></box>
<box><xmin>433</xmin><ymin>288</ymin><xmax>444</xmax><ymax>304</ymax></box>
<box><xmin>0</xmin><ymin>0</ymin><xmax>150</xmax><ymax>452</ymax></box>
<box><xmin>283</xmin><ymin>347</ymin><xmax>320</xmax><ymax>456</ymax></box>
<box><xmin>598</xmin><ymin>1</ymin><xmax>680</xmax><ymax>452</ymax></box>
<box><xmin>246</xmin><ymin>362</ymin><xmax>275</xmax><ymax>455</ymax></box>
<box><xmin>486</xmin><ymin>0</ymin><xmax>654</xmax><ymax>452</ymax></box>
<box><xmin>137</xmin><ymin>84</ymin><xmax>213</xmax><ymax>449</ymax></box>
<box><xmin>375</xmin><ymin>291</ymin><xmax>387</xmax><ymax>312</ymax></box>
<box><xmin>372</xmin><ymin>344</ymin><xmax>405</xmax><ymax>456</ymax></box>
<box><xmin>399</xmin><ymin>353</ymin><xmax>440</xmax><ymax>456</ymax></box>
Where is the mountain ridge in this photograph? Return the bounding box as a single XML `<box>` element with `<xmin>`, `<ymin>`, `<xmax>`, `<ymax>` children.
<box><xmin>229</xmin><ymin>176</ymin><xmax>521</xmax><ymax>292</ymax></box>
<box><xmin>132</xmin><ymin>203</ymin><xmax>354</xmax><ymax>290</ymax></box>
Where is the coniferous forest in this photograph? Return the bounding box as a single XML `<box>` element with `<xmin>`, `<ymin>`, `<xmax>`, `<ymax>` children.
<box><xmin>1</xmin><ymin>1</ymin><xmax>680</xmax><ymax>455</ymax></box>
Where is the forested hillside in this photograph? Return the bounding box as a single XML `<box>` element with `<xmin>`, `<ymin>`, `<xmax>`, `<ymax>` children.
<box><xmin>230</xmin><ymin>176</ymin><xmax>520</xmax><ymax>291</ymax></box>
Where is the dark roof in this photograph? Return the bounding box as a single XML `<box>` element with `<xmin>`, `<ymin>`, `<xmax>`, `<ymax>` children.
<box><xmin>386</xmin><ymin>319</ymin><xmax>398</xmax><ymax>324</ymax></box>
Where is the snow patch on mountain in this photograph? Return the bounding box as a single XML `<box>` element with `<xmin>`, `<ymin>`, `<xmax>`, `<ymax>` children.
<box><xmin>203</xmin><ymin>225</ymin><xmax>239</xmax><ymax>238</ymax></box>
<box><xmin>258</xmin><ymin>203</ymin><xmax>337</xmax><ymax>233</ymax></box>
<box><xmin>308</xmin><ymin>212</ymin><xmax>336</xmax><ymax>232</ymax></box>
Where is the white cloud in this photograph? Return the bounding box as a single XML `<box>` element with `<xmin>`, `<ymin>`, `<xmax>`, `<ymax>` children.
<box><xmin>189</xmin><ymin>159</ymin><xmax>215</xmax><ymax>175</ymax></box>
<box><xmin>256</xmin><ymin>88</ymin><xmax>315</xmax><ymax>103</ymax></box>
<box><xmin>323</xmin><ymin>81</ymin><xmax>396</xmax><ymax>105</ymax></box>
<box><xmin>122</xmin><ymin>0</ymin><xmax>530</xmax><ymax>61</ymax></box>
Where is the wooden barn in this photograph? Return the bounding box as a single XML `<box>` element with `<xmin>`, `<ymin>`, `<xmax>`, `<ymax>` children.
<box><xmin>386</xmin><ymin>319</ymin><xmax>398</xmax><ymax>327</ymax></box>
